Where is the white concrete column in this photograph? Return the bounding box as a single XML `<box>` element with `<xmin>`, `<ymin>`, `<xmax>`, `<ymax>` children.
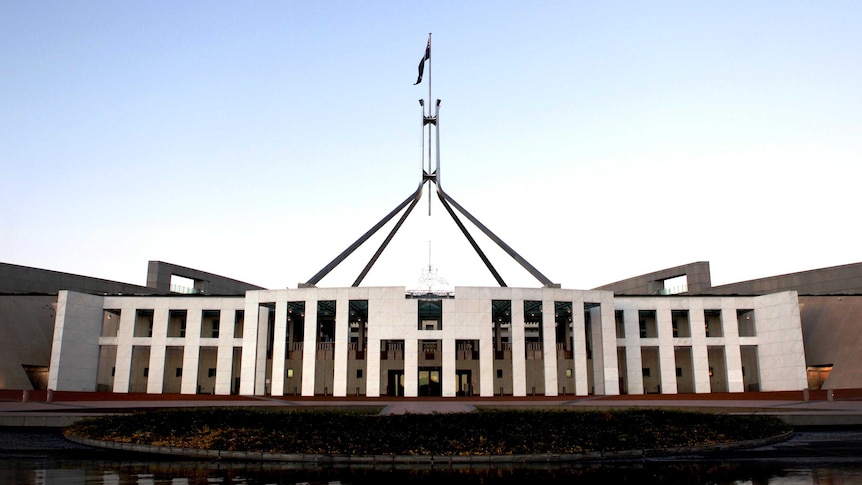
<box><xmin>214</xmin><ymin>309</ymin><xmax>235</xmax><ymax>396</ymax></box>
<box><xmin>623</xmin><ymin>307</ymin><xmax>644</xmax><ymax>395</ymax></box>
<box><xmin>571</xmin><ymin>296</ymin><xmax>589</xmax><ymax>396</ymax></box>
<box><xmin>147</xmin><ymin>308</ymin><xmax>169</xmax><ymax>394</ymax></box>
<box><xmin>723</xmin><ymin>301</ymin><xmax>744</xmax><ymax>392</ymax></box>
<box><xmin>239</xmin><ymin>296</ymin><xmax>261</xmax><ymax>395</ymax></box>
<box><xmin>442</xmin><ymin>338</ymin><xmax>457</xmax><ymax>397</ymax></box>
<box><xmin>112</xmin><ymin>303</ymin><xmax>137</xmax><ymax>393</ymax></box>
<box><xmin>597</xmin><ymin>296</ymin><xmax>620</xmax><ymax>395</ymax></box>
<box><xmin>301</xmin><ymin>298</ymin><xmax>318</xmax><ymax>396</ymax></box>
<box><xmin>403</xmin><ymin>338</ymin><xmax>418</xmax><ymax>397</ymax></box>
<box><xmin>270</xmin><ymin>301</ymin><xmax>287</xmax><ymax>396</ymax></box>
<box><xmin>180</xmin><ymin>309</ymin><xmax>202</xmax><ymax>394</ymax></box>
<box><xmin>754</xmin><ymin>291</ymin><xmax>807</xmax><ymax>391</ymax></box>
<box><xmin>333</xmin><ymin>294</ymin><xmax>350</xmax><ymax>397</ymax></box>
<box><xmin>510</xmin><ymin>296</ymin><xmax>527</xmax><ymax>397</ymax></box>
<box><xmin>479</xmin><ymin>310</ymin><xmax>495</xmax><ymax>397</ymax></box>
<box><xmin>688</xmin><ymin>300</ymin><xmax>711</xmax><ymax>393</ymax></box>
<box><xmin>47</xmin><ymin>291</ymin><xmax>104</xmax><ymax>392</ymax></box>
<box><xmin>656</xmin><ymin>305</ymin><xmax>678</xmax><ymax>395</ymax></box>
<box><xmin>180</xmin><ymin>345</ymin><xmax>200</xmax><ymax>394</ymax></box>
<box><xmin>366</xmin><ymin>335</ymin><xmax>381</xmax><ymax>397</ymax></box>
<box><xmin>541</xmin><ymin>299</ymin><xmax>558</xmax><ymax>396</ymax></box>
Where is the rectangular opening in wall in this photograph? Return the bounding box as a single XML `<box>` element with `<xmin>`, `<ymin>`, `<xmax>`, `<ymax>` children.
<box><xmin>704</xmin><ymin>310</ymin><xmax>723</xmax><ymax>337</ymax></box>
<box><xmin>456</xmin><ymin>340</ymin><xmax>479</xmax><ymax>396</ymax></box>
<box><xmin>638</xmin><ymin>310</ymin><xmax>658</xmax><ymax>338</ymax></box>
<box><xmin>661</xmin><ymin>274</ymin><xmax>688</xmax><ymax>295</ymax></box>
<box><xmin>616</xmin><ymin>348</ymin><xmax>628</xmax><ymax>395</ymax></box>
<box><xmin>380</xmin><ymin>340</ymin><xmax>405</xmax><ymax>397</ymax></box>
<box><xmin>740</xmin><ymin>345</ymin><xmax>760</xmax><ymax>392</ymax></box>
<box><xmin>96</xmin><ymin>345</ymin><xmax>117</xmax><ymax>392</ymax></box>
<box><xmin>417</xmin><ymin>299</ymin><xmax>442</xmax><ymax>330</ymax></box>
<box><xmin>133</xmin><ymin>310</ymin><xmax>154</xmax><ymax>338</ymax></box>
<box><xmin>674</xmin><ymin>346</ymin><xmax>694</xmax><ymax>393</ymax></box>
<box><xmin>737</xmin><ymin>309</ymin><xmax>756</xmax><ymax>337</ymax></box>
<box><xmin>526</xmin><ymin>301</ymin><xmax>547</xmax><ymax>396</ymax></box>
<box><xmin>170</xmin><ymin>274</ymin><xmax>201</xmax><ymax>294</ymax></box>
<box><xmin>316</xmin><ymin>300</ymin><xmax>336</xmax><ymax>358</ymax></box>
<box><xmin>197</xmin><ymin>347</ymin><xmax>218</xmax><ymax>394</ymax></box>
<box><xmin>168</xmin><ymin>310</ymin><xmax>188</xmax><ymax>338</ymax></box>
<box><xmin>492</xmin><ymin>300</ymin><xmax>513</xmax><ymax>396</ymax></box>
<box><xmin>202</xmin><ymin>310</ymin><xmax>220</xmax><ymax>338</ymax></box>
<box><xmin>807</xmin><ymin>364</ymin><xmax>833</xmax><ymax>390</ymax></box>
<box><xmin>349</xmin><ymin>300</ymin><xmax>368</xmax><ymax>359</ymax></box>
<box><xmin>555</xmin><ymin>301</ymin><xmax>573</xmax><ymax>359</ymax></box>
<box><xmin>129</xmin><ymin>346</ymin><xmax>150</xmax><ymax>393</ymax></box>
<box><xmin>231</xmin><ymin>347</ymin><xmax>242</xmax><ymax>395</ymax></box>
<box><xmin>707</xmin><ymin>346</ymin><xmax>728</xmax><ymax>392</ymax></box>
<box><xmin>492</xmin><ymin>300</ymin><xmax>512</xmax><ymax>359</ymax></box>
<box><xmin>162</xmin><ymin>346</ymin><xmax>185</xmax><ymax>393</ymax></box>
<box><xmin>640</xmin><ymin>347</ymin><xmax>661</xmax><ymax>393</ymax></box>
<box><xmin>261</xmin><ymin>303</ymin><xmax>275</xmax><ymax>360</ymax></box>
<box><xmin>584</xmin><ymin>302</ymin><xmax>600</xmax><ymax>362</ymax></box>
<box><xmin>101</xmin><ymin>310</ymin><xmax>121</xmax><ymax>337</ymax></box>
<box><xmin>524</xmin><ymin>300</ymin><xmax>543</xmax><ymax>359</ymax></box>
<box><xmin>614</xmin><ymin>310</ymin><xmax>625</xmax><ymax>339</ymax></box>
<box><xmin>287</xmin><ymin>302</ymin><xmax>305</xmax><ymax>359</ymax></box>
<box><xmin>671</xmin><ymin>310</ymin><xmax>691</xmax><ymax>338</ymax></box>
<box><xmin>233</xmin><ymin>310</ymin><xmax>245</xmax><ymax>338</ymax></box>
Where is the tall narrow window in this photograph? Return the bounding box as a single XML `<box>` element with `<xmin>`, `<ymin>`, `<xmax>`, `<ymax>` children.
<box><xmin>418</xmin><ymin>299</ymin><xmax>443</xmax><ymax>330</ymax></box>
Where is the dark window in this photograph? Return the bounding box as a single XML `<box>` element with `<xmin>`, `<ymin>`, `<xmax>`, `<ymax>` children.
<box><xmin>356</xmin><ymin>369</ymin><xmax>363</xmax><ymax>379</ymax></box>
<box><xmin>418</xmin><ymin>299</ymin><xmax>443</xmax><ymax>330</ymax></box>
<box><xmin>176</xmin><ymin>368</ymin><xmax>183</xmax><ymax>377</ymax></box>
<box><xmin>642</xmin><ymin>368</ymin><xmax>650</xmax><ymax>377</ymax></box>
<box><xmin>143</xmin><ymin>367</ymin><xmax>149</xmax><ymax>377</ymax></box>
<box><xmin>496</xmin><ymin>369</ymin><xmax>503</xmax><ymax>379</ymax></box>
<box><xmin>208</xmin><ymin>368</ymin><xmax>216</xmax><ymax>378</ymax></box>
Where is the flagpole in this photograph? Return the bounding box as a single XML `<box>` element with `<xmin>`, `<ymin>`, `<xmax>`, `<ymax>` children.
<box><xmin>427</xmin><ymin>33</ymin><xmax>432</xmax><ymax>215</ymax></box>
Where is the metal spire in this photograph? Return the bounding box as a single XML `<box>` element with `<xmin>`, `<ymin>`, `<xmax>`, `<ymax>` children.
<box><xmin>302</xmin><ymin>35</ymin><xmax>558</xmax><ymax>289</ymax></box>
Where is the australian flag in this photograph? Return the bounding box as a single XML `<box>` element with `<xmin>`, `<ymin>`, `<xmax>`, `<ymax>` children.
<box><xmin>414</xmin><ymin>37</ymin><xmax>431</xmax><ymax>85</ymax></box>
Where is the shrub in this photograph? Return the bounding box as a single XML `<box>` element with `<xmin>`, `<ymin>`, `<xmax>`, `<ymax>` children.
<box><xmin>65</xmin><ymin>408</ymin><xmax>790</xmax><ymax>456</ymax></box>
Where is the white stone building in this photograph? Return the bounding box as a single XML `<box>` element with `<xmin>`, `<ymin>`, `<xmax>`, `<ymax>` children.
<box><xmin>48</xmin><ymin>285</ymin><xmax>807</xmax><ymax>397</ymax></box>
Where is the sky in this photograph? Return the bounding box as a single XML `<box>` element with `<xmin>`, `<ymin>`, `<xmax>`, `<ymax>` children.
<box><xmin>2</xmin><ymin>2</ymin><xmax>860</xmax><ymax>291</ymax></box>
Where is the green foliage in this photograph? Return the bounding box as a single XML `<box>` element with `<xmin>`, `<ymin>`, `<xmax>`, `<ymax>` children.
<box><xmin>65</xmin><ymin>408</ymin><xmax>790</xmax><ymax>456</ymax></box>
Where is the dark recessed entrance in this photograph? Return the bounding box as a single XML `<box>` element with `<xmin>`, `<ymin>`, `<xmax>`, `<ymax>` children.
<box><xmin>418</xmin><ymin>367</ymin><xmax>441</xmax><ymax>396</ymax></box>
<box><xmin>456</xmin><ymin>369</ymin><xmax>472</xmax><ymax>396</ymax></box>
<box><xmin>387</xmin><ymin>370</ymin><xmax>405</xmax><ymax>397</ymax></box>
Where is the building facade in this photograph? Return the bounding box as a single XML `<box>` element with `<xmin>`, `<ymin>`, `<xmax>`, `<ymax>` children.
<box><xmin>48</xmin><ymin>286</ymin><xmax>807</xmax><ymax>397</ymax></box>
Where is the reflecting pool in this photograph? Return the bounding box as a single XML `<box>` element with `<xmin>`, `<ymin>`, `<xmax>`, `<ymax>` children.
<box><xmin>3</xmin><ymin>458</ymin><xmax>862</xmax><ymax>484</ymax></box>
<box><xmin>3</xmin><ymin>429</ymin><xmax>862</xmax><ymax>484</ymax></box>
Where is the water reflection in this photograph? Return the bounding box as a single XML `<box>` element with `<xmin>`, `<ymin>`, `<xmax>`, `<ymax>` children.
<box><xmin>3</xmin><ymin>459</ymin><xmax>862</xmax><ymax>485</ymax></box>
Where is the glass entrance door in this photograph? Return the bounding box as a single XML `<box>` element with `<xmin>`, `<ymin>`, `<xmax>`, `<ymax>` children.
<box><xmin>418</xmin><ymin>367</ymin><xmax>441</xmax><ymax>396</ymax></box>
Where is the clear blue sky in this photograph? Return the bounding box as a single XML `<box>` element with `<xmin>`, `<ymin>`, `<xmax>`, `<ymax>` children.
<box><xmin>2</xmin><ymin>2</ymin><xmax>860</xmax><ymax>290</ymax></box>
